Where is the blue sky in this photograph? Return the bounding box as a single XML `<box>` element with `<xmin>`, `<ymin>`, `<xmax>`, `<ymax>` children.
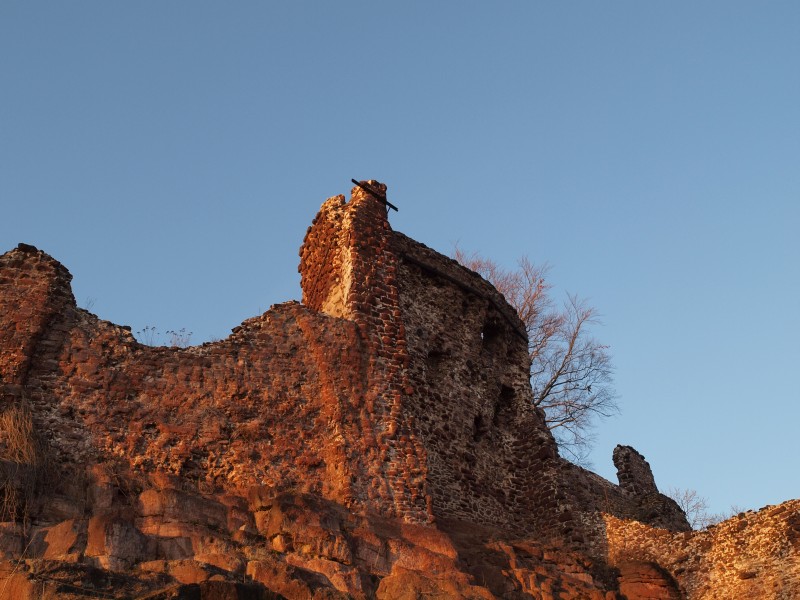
<box><xmin>2</xmin><ymin>2</ymin><xmax>798</xmax><ymax>517</ymax></box>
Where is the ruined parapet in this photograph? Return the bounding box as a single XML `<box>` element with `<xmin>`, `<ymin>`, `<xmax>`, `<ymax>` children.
<box><xmin>0</xmin><ymin>243</ymin><xmax>75</xmax><ymax>391</ymax></box>
<box><xmin>3</xmin><ymin>182</ymin><xmax>800</xmax><ymax>597</ymax></box>
<box><xmin>610</xmin><ymin>445</ymin><xmax>690</xmax><ymax>530</ymax></box>
<box><xmin>298</xmin><ymin>182</ymin><xmax>565</xmax><ymax>536</ymax></box>
<box><xmin>296</xmin><ymin>181</ymin><xmax>692</xmax><ymax>542</ymax></box>
<box><xmin>300</xmin><ymin>181</ymin><xmax>392</xmax><ymax>320</ymax></box>
<box><xmin>0</xmin><ymin>245</ymin><xmax>378</xmax><ymax>517</ymax></box>
<box><xmin>614</xmin><ymin>445</ymin><xmax>659</xmax><ymax>497</ymax></box>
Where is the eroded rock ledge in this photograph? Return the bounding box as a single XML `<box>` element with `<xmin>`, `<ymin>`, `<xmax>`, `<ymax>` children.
<box><xmin>0</xmin><ymin>182</ymin><xmax>796</xmax><ymax>599</ymax></box>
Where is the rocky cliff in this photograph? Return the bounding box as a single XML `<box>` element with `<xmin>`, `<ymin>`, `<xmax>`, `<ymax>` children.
<box><xmin>0</xmin><ymin>181</ymin><xmax>796</xmax><ymax>599</ymax></box>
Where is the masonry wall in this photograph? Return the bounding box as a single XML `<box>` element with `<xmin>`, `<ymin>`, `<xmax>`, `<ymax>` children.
<box><xmin>2</xmin><ymin>182</ymin><xmax>688</xmax><ymax>542</ymax></box>
<box><xmin>4</xmin><ymin>186</ymin><xmax>800</xmax><ymax>598</ymax></box>
<box><xmin>299</xmin><ymin>184</ymin><xmax>432</xmax><ymax>522</ymax></box>
<box><xmin>297</xmin><ymin>184</ymin><xmax>567</xmax><ymax>536</ymax></box>
<box><xmin>391</xmin><ymin>231</ymin><xmax>564</xmax><ymax>535</ymax></box>
<box><xmin>604</xmin><ymin>500</ymin><xmax>800</xmax><ymax>599</ymax></box>
<box><xmin>0</xmin><ymin>245</ymin><xmax>397</xmax><ymax>516</ymax></box>
<box><xmin>298</xmin><ymin>183</ymin><xmax>688</xmax><ymax>547</ymax></box>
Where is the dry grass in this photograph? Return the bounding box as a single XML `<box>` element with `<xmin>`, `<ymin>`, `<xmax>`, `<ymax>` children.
<box><xmin>0</xmin><ymin>401</ymin><xmax>53</xmax><ymax>527</ymax></box>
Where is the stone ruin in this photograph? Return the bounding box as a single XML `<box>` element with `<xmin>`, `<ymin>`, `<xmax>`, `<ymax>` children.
<box><xmin>0</xmin><ymin>181</ymin><xmax>797</xmax><ymax>599</ymax></box>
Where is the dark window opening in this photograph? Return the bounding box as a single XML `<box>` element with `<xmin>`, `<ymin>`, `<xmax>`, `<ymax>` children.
<box><xmin>473</xmin><ymin>413</ymin><xmax>489</xmax><ymax>442</ymax></box>
<box><xmin>481</xmin><ymin>320</ymin><xmax>503</xmax><ymax>352</ymax></box>
<box><xmin>425</xmin><ymin>349</ymin><xmax>447</xmax><ymax>384</ymax></box>
<box><xmin>493</xmin><ymin>385</ymin><xmax>515</xmax><ymax>427</ymax></box>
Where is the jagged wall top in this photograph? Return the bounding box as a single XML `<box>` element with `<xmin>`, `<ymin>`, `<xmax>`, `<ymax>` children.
<box><xmin>1</xmin><ymin>181</ymin><xmax>689</xmax><ymax>549</ymax></box>
<box><xmin>299</xmin><ymin>180</ymin><xmax>391</xmax><ymax>319</ymax></box>
<box><xmin>4</xmin><ymin>184</ymin><xmax>800</xmax><ymax>598</ymax></box>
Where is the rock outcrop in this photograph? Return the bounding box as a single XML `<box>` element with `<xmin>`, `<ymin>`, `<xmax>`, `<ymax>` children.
<box><xmin>0</xmin><ymin>181</ymin><xmax>797</xmax><ymax>598</ymax></box>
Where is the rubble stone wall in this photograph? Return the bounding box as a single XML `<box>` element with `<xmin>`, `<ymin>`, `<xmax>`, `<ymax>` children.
<box><xmin>298</xmin><ymin>184</ymin><xmax>570</xmax><ymax>537</ymax></box>
<box><xmin>605</xmin><ymin>500</ymin><xmax>800</xmax><ymax>599</ymax></box>
<box><xmin>1</xmin><ymin>183</ymin><xmax>689</xmax><ymax>540</ymax></box>
<box><xmin>0</xmin><ymin>249</ymin><xmax>391</xmax><ymax>513</ymax></box>
<box><xmin>299</xmin><ymin>184</ymin><xmax>431</xmax><ymax>522</ymax></box>
<box><xmin>391</xmin><ymin>231</ymin><xmax>564</xmax><ymax>535</ymax></box>
<box><xmin>299</xmin><ymin>182</ymin><xmax>687</xmax><ymax>545</ymax></box>
<box><xmin>0</xmin><ymin>243</ymin><xmax>75</xmax><ymax>389</ymax></box>
<box><xmin>2</xmin><ymin>182</ymin><xmax>799</xmax><ymax>598</ymax></box>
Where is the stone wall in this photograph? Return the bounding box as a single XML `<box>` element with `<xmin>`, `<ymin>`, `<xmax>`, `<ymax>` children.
<box><xmin>0</xmin><ymin>243</ymin><xmax>75</xmax><ymax>389</ymax></box>
<box><xmin>0</xmin><ymin>182</ymin><xmax>689</xmax><ymax>541</ymax></box>
<box><xmin>605</xmin><ymin>500</ymin><xmax>800</xmax><ymax>599</ymax></box>
<box><xmin>0</xmin><ymin>243</ymin><xmax>373</xmax><ymax>508</ymax></box>
<box><xmin>299</xmin><ymin>184</ymin><xmax>430</xmax><ymax>522</ymax></box>
<box><xmin>392</xmin><ymin>231</ymin><xmax>565</xmax><ymax>536</ymax></box>
<box><xmin>2</xmin><ymin>181</ymin><xmax>799</xmax><ymax>598</ymax></box>
<box><xmin>299</xmin><ymin>182</ymin><xmax>689</xmax><ymax>548</ymax></box>
<box><xmin>297</xmin><ymin>183</ymin><xmax>578</xmax><ymax>540</ymax></box>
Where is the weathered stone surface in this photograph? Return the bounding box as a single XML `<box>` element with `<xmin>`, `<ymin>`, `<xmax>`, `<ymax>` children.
<box><xmin>0</xmin><ymin>182</ymin><xmax>796</xmax><ymax>598</ymax></box>
<box><xmin>86</xmin><ymin>514</ymin><xmax>150</xmax><ymax>570</ymax></box>
<box><xmin>617</xmin><ymin>560</ymin><xmax>682</xmax><ymax>600</ymax></box>
<box><xmin>0</xmin><ymin>523</ymin><xmax>24</xmax><ymax>558</ymax></box>
<box><xmin>375</xmin><ymin>565</ymin><xmax>493</xmax><ymax>600</ymax></box>
<box><xmin>0</xmin><ymin>562</ymin><xmax>48</xmax><ymax>600</ymax></box>
<box><xmin>247</xmin><ymin>556</ymin><xmax>319</xmax><ymax>599</ymax></box>
<box><xmin>40</xmin><ymin>518</ymin><xmax>86</xmax><ymax>560</ymax></box>
<box><xmin>139</xmin><ymin>488</ymin><xmax>228</xmax><ymax>531</ymax></box>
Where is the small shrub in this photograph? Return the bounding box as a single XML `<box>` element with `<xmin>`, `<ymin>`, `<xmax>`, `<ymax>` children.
<box><xmin>136</xmin><ymin>325</ymin><xmax>160</xmax><ymax>346</ymax></box>
<box><xmin>135</xmin><ymin>326</ymin><xmax>193</xmax><ymax>347</ymax></box>
<box><xmin>166</xmin><ymin>328</ymin><xmax>193</xmax><ymax>348</ymax></box>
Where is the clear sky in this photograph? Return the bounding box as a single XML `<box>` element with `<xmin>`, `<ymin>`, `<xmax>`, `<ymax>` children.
<box><xmin>2</xmin><ymin>2</ymin><xmax>798</xmax><ymax>517</ymax></box>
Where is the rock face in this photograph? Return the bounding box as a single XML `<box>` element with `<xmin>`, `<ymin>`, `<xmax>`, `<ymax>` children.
<box><xmin>0</xmin><ymin>181</ymin><xmax>797</xmax><ymax>598</ymax></box>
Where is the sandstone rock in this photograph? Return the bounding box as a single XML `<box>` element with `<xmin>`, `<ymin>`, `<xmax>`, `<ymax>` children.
<box><xmin>40</xmin><ymin>518</ymin><xmax>86</xmax><ymax>560</ymax></box>
<box><xmin>247</xmin><ymin>557</ymin><xmax>317</xmax><ymax>599</ymax></box>
<box><xmin>166</xmin><ymin>559</ymin><xmax>218</xmax><ymax>584</ymax></box>
<box><xmin>138</xmin><ymin>488</ymin><xmax>228</xmax><ymax>531</ymax></box>
<box><xmin>375</xmin><ymin>565</ymin><xmax>493</xmax><ymax>600</ymax></box>
<box><xmin>0</xmin><ymin>523</ymin><xmax>24</xmax><ymax>558</ymax></box>
<box><xmin>256</xmin><ymin>494</ymin><xmax>353</xmax><ymax>565</ymax></box>
<box><xmin>617</xmin><ymin>560</ymin><xmax>682</xmax><ymax>600</ymax></box>
<box><xmin>37</xmin><ymin>493</ymin><xmax>86</xmax><ymax>522</ymax></box>
<box><xmin>284</xmin><ymin>554</ymin><xmax>367</xmax><ymax>597</ymax></box>
<box><xmin>194</xmin><ymin>551</ymin><xmax>244</xmax><ymax>575</ymax></box>
<box><xmin>0</xmin><ymin>571</ymin><xmax>48</xmax><ymax>600</ymax></box>
<box><xmin>138</xmin><ymin>580</ymin><xmax>283</xmax><ymax>599</ymax></box>
<box><xmin>86</xmin><ymin>514</ymin><xmax>150</xmax><ymax>570</ymax></box>
<box><xmin>247</xmin><ymin>555</ymin><xmax>352</xmax><ymax>599</ymax></box>
<box><xmin>219</xmin><ymin>494</ymin><xmax>253</xmax><ymax>533</ymax></box>
<box><xmin>248</xmin><ymin>485</ymin><xmax>277</xmax><ymax>512</ymax></box>
<box><xmin>195</xmin><ymin>580</ymin><xmax>286</xmax><ymax>599</ymax></box>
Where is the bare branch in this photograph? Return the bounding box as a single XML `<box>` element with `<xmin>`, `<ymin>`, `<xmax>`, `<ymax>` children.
<box><xmin>455</xmin><ymin>246</ymin><xmax>618</xmax><ymax>462</ymax></box>
<box><xmin>666</xmin><ymin>487</ymin><xmax>722</xmax><ymax>530</ymax></box>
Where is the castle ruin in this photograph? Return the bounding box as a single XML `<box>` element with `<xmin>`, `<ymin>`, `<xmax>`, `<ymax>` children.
<box><xmin>0</xmin><ymin>181</ymin><xmax>797</xmax><ymax>599</ymax></box>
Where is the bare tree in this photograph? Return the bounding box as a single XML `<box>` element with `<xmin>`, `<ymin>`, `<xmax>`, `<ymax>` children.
<box><xmin>667</xmin><ymin>487</ymin><xmax>711</xmax><ymax>529</ymax></box>
<box><xmin>454</xmin><ymin>248</ymin><xmax>617</xmax><ymax>463</ymax></box>
<box><xmin>667</xmin><ymin>487</ymin><xmax>725</xmax><ymax>529</ymax></box>
<box><xmin>667</xmin><ymin>486</ymin><xmax>749</xmax><ymax>529</ymax></box>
